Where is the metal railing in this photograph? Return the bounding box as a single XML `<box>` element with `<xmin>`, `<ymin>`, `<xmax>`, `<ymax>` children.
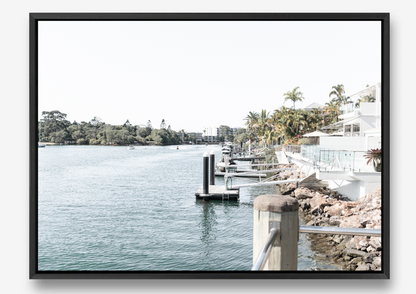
<box><xmin>252</xmin><ymin>226</ymin><xmax>280</xmax><ymax>271</ymax></box>
<box><xmin>285</xmin><ymin>145</ymin><xmax>301</xmax><ymax>154</ymax></box>
<box><xmin>299</xmin><ymin>225</ymin><xmax>381</xmax><ymax>237</ymax></box>
<box><xmin>252</xmin><ymin>225</ymin><xmax>381</xmax><ymax>271</ymax></box>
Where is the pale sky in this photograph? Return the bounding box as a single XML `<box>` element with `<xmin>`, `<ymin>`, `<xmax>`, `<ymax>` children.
<box><xmin>38</xmin><ymin>20</ymin><xmax>381</xmax><ymax>132</ymax></box>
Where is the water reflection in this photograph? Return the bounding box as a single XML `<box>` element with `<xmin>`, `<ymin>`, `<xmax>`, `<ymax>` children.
<box><xmin>195</xmin><ymin>200</ymin><xmax>218</xmax><ymax>263</ymax></box>
<box><xmin>197</xmin><ymin>201</ymin><xmax>217</xmax><ymax>244</ymax></box>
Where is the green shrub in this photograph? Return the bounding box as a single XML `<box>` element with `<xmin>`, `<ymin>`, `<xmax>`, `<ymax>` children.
<box><xmin>298</xmin><ymin>138</ymin><xmax>310</xmax><ymax>145</ymax></box>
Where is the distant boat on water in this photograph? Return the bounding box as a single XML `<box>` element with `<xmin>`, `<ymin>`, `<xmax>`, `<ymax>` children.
<box><xmin>127</xmin><ymin>145</ymin><xmax>135</xmax><ymax>150</ymax></box>
<box><xmin>38</xmin><ymin>144</ymin><xmax>46</xmax><ymax>148</ymax></box>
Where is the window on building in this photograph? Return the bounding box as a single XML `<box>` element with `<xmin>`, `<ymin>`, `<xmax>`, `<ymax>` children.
<box><xmin>353</xmin><ymin>124</ymin><xmax>360</xmax><ymax>133</ymax></box>
<box><xmin>345</xmin><ymin>125</ymin><xmax>351</xmax><ymax>133</ymax></box>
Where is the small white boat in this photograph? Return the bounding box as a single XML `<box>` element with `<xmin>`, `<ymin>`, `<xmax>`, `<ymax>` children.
<box><xmin>127</xmin><ymin>145</ymin><xmax>135</xmax><ymax>150</ymax></box>
<box><xmin>38</xmin><ymin>144</ymin><xmax>46</xmax><ymax>148</ymax></box>
<box><xmin>222</xmin><ymin>147</ymin><xmax>231</xmax><ymax>155</ymax></box>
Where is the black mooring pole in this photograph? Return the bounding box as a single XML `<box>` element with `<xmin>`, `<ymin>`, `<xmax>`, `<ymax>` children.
<box><xmin>209</xmin><ymin>150</ymin><xmax>215</xmax><ymax>186</ymax></box>
<box><xmin>203</xmin><ymin>152</ymin><xmax>209</xmax><ymax>195</ymax></box>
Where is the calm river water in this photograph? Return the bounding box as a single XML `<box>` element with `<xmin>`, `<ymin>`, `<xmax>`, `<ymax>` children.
<box><xmin>38</xmin><ymin>145</ymin><xmax>341</xmax><ymax>271</ymax></box>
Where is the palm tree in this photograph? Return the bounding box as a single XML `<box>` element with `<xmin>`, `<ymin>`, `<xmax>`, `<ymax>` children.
<box><xmin>287</xmin><ymin>110</ymin><xmax>306</xmax><ymax>135</ymax></box>
<box><xmin>329</xmin><ymin>84</ymin><xmax>344</xmax><ymax>103</ymax></box>
<box><xmin>263</xmin><ymin>128</ymin><xmax>276</xmax><ymax>147</ymax></box>
<box><xmin>355</xmin><ymin>95</ymin><xmax>376</xmax><ymax>107</ymax></box>
<box><xmin>252</xmin><ymin>110</ymin><xmax>270</xmax><ymax>139</ymax></box>
<box><xmin>283</xmin><ymin>86</ymin><xmax>304</xmax><ymax>110</ymax></box>
<box><xmin>323</xmin><ymin>100</ymin><xmax>340</xmax><ymax>124</ymax></box>
<box><xmin>307</xmin><ymin>108</ymin><xmax>324</xmax><ymax>131</ymax></box>
<box><xmin>272</xmin><ymin>106</ymin><xmax>292</xmax><ymax>143</ymax></box>
<box><xmin>244</xmin><ymin>111</ymin><xmax>259</xmax><ymax>144</ymax></box>
<box><xmin>244</xmin><ymin>111</ymin><xmax>259</xmax><ymax>131</ymax></box>
<box><xmin>329</xmin><ymin>84</ymin><xmax>351</xmax><ymax>106</ymax></box>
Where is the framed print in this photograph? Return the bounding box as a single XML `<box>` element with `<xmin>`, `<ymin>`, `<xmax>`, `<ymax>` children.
<box><xmin>30</xmin><ymin>13</ymin><xmax>389</xmax><ymax>279</ymax></box>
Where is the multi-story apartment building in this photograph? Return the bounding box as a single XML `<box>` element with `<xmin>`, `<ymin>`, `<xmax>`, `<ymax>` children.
<box><xmin>202</xmin><ymin>127</ymin><xmax>219</xmax><ymax>143</ymax></box>
<box><xmin>187</xmin><ymin>132</ymin><xmax>203</xmax><ymax>144</ymax></box>
<box><xmin>216</xmin><ymin>126</ymin><xmax>240</xmax><ymax>138</ymax></box>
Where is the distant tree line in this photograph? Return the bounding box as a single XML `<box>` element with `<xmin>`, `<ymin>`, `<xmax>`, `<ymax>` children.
<box><xmin>38</xmin><ymin>110</ymin><xmax>183</xmax><ymax>145</ymax></box>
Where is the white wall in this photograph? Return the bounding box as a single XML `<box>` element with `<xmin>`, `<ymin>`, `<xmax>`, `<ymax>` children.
<box><xmin>320</xmin><ymin>136</ymin><xmax>368</xmax><ymax>151</ymax></box>
<box><xmin>320</xmin><ymin>134</ymin><xmax>380</xmax><ymax>151</ymax></box>
<box><xmin>360</xmin><ymin>116</ymin><xmax>378</xmax><ymax>135</ymax></box>
<box><xmin>360</xmin><ymin>103</ymin><xmax>377</xmax><ymax>116</ymax></box>
<box><xmin>1</xmin><ymin>0</ymin><xmax>413</xmax><ymax>293</ymax></box>
<box><xmin>327</xmin><ymin>179</ymin><xmax>381</xmax><ymax>201</ymax></box>
<box><xmin>367</xmin><ymin>136</ymin><xmax>382</xmax><ymax>149</ymax></box>
<box><xmin>327</xmin><ymin>179</ymin><xmax>361</xmax><ymax>201</ymax></box>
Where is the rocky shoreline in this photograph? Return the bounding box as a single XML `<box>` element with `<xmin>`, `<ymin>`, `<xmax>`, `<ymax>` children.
<box><xmin>276</xmin><ymin>165</ymin><xmax>382</xmax><ymax>271</ymax></box>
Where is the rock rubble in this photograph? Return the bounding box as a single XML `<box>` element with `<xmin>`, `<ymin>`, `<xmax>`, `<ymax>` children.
<box><xmin>275</xmin><ymin>167</ymin><xmax>382</xmax><ymax>271</ymax></box>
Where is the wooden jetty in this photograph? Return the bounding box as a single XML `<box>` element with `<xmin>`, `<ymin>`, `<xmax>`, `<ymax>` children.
<box><xmin>231</xmin><ymin>156</ymin><xmax>265</xmax><ymax>162</ymax></box>
<box><xmin>215</xmin><ymin>171</ymin><xmax>267</xmax><ymax>178</ymax></box>
<box><xmin>195</xmin><ymin>185</ymin><xmax>240</xmax><ymax>201</ymax></box>
<box><xmin>229</xmin><ymin>178</ymin><xmax>299</xmax><ymax>189</ymax></box>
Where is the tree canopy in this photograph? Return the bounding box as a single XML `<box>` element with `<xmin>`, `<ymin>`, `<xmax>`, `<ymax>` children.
<box><xmin>38</xmin><ymin>111</ymin><xmax>182</xmax><ymax>146</ymax></box>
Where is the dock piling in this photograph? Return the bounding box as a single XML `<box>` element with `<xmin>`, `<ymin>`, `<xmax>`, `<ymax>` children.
<box><xmin>209</xmin><ymin>150</ymin><xmax>215</xmax><ymax>186</ymax></box>
<box><xmin>203</xmin><ymin>152</ymin><xmax>209</xmax><ymax>195</ymax></box>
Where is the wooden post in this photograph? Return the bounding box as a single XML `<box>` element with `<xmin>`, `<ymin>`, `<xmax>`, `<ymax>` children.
<box><xmin>253</xmin><ymin>195</ymin><xmax>299</xmax><ymax>270</ymax></box>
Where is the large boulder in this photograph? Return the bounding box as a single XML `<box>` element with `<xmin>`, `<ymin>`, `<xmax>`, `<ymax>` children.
<box><xmin>373</xmin><ymin>257</ymin><xmax>382</xmax><ymax>268</ymax></box>
<box><xmin>369</xmin><ymin>237</ymin><xmax>382</xmax><ymax>251</ymax></box>
<box><xmin>356</xmin><ymin>263</ymin><xmax>371</xmax><ymax>271</ymax></box>
<box><xmin>310</xmin><ymin>194</ymin><xmax>327</xmax><ymax>210</ymax></box>
<box><xmin>300</xmin><ymin>199</ymin><xmax>311</xmax><ymax>210</ymax></box>
<box><xmin>349</xmin><ymin>257</ymin><xmax>363</xmax><ymax>265</ymax></box>
<box><xmin>363</xmin><ymin>252</ymin><xmax>378</xmax><ymax>263</ymax></box>
<box><xmin>329</xmin><ymin>216</ymin><xmax>342</xmax><ymax>226</ymax></box>
<box><xmin>294</xmin><ymin>187</ymin><xmax>314</xmax><ymax>200</ymax></box>
<box><xmin>345</xmin><ymin>248</ymin><xmax>367</xmax><ymax>258</ymax></box>
<box><xmin>324</xmin><ymin>203</ymin><xmax>344</xmax><ymax>217</ymax></box>
<box><xmin>346</xmin><ymin>236</ymin><xmax>367</xmax><ymax>250</ymax></box>
<box><xmin>340</xmin><ymin>214</ymin><xmax>362</xmax><ymax>228</ymax></box>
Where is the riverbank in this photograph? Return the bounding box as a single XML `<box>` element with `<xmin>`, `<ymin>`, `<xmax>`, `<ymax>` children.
<box><xmin>276</xmin><ymin>167</ymin><xmax>382</xmax><ymax>271</ymax></box>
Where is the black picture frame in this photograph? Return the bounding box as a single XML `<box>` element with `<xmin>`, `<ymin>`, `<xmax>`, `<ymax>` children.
<box><xmin>30</xmin><ymin>12</ymin><xmax>390</xmax><ymax>279</ymax></box>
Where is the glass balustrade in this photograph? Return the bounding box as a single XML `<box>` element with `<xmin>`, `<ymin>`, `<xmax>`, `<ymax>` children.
<box><xmin>297</xmin><ymin>145</ymin><xmax>371</xmax><ymax>172</ymax></box>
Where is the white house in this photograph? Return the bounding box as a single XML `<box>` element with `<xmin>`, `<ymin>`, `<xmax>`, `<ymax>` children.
<box><xmin>278</xmin><ymin>83</ymin><xmax>382</xmax><ymax>200</ymax></box>
<box><xmin>320</xmin><ymin>83</ymin><xmax>382</xmax><ymax>151</ymax></box>
<box><xmin>303</xmin><ymin>102</ymin><xmax>324</xmax><ymax>112</ymax></box>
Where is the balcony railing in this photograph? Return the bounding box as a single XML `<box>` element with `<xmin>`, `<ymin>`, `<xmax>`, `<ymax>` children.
<box><xmin>280</xmin><ymin>145</ymin><xmax>375</xmax><ymax>172</ymax></box>
<box><xmin>340</xmin><ymin>103</ymin><xmax>360</xmax><ymax>115</ymax></box>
